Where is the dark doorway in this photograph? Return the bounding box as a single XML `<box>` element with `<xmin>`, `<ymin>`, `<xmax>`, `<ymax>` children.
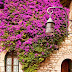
<box><xmin>61</xmin><ymin>59</ymin><xmax>72</xmax><ymax>72</ymax></box>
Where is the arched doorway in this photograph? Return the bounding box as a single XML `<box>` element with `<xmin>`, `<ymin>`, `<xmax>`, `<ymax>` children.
<box><xmin>61</xmin><ymin>59</ymin><xmax>72</xmax><ymax>72</ymax></box>
<box><xmin>5</xmin><ymin>51</ymin><xmax>19</xmax><ymax>72</ymax></box>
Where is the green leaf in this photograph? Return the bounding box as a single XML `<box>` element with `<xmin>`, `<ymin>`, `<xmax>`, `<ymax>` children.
<box><xmin>24</xmin><ymin>64</ymin><xmax>38</xmax><ymax>72</ymax></box>
<box><xmin>38</xmin><ymin>58</ymin><xmax>44</xmax><ymax>63</ymax></box>
<box><xmin>22</xmin><ymin>63</ymin><xmax>29</xmax><ymax>69</ymax></box>
<box><xmin>34</xmin><ymin>46</ymin><xmax>42</xmax><ymax>52</ymax></box>
<box><xmin>28</xmin><ymin>52</ymin><xmax>35</xmax><ymax>60</ymax></box>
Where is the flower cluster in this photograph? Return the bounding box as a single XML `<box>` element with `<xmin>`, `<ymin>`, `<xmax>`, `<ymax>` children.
<box><xmin>0</xmin><ymin>0</ymin><xmax>69</xmax><ymax>72</ymax></box>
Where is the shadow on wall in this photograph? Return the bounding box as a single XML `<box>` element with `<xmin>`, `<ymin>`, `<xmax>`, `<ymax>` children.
<box><xmin>0</xmin><ymin>0</ymin><xmax>4</xmax><ymax>9</ymax></box>
<box><xmin>60</xmin><ymin>0</ymin><xmax>72</xmax><ymax>8</ymax></box>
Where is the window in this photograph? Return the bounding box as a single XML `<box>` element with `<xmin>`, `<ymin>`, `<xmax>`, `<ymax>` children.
<box><xmin>5</xmin><ymin>51</ymin><xmax>19</xmax><ymax>72</ymax></box>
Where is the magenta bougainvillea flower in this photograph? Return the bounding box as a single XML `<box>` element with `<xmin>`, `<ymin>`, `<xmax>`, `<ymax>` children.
<box><xmin>0</xmin><ymin>0</ymin><xmax>69</xmax><ymax>72</ymax></box>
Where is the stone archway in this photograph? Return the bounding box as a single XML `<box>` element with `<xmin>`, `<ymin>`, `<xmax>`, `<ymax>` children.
<box><xmin>54</xmin><ymin>55</ymin><xmax>72</xmax><ymax>72</ymax></box>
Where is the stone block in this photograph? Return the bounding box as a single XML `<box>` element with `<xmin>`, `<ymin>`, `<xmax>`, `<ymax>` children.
<box><xmin>44</xmin><ymin>66</ymin><xmax>48</xmax><ymax>69</ymax></box>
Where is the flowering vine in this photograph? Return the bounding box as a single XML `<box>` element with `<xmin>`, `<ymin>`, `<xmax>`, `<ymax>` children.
<box><xmin>0</xmin><ymin>0</ymin><xmax>69</xmax><ymax>72</ymax></box>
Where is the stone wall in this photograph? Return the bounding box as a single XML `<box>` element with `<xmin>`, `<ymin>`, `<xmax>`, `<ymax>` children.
<box><xmin>37</xmin><ymin>1</ymin><xmax>72</xmax><ymax>72</ymax></box>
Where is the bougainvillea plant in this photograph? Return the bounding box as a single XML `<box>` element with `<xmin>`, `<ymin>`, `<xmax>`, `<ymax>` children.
<box><xmin>0</xmin><ymin>0</ymin><xmax>69</xmax><ymax>72</ymax></box>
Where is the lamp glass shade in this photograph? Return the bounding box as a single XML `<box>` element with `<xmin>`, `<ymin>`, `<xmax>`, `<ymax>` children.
<box><xmin>46</xmin><ymin>17</ymin><xmax>55</xmax><ymax>35</ymax></box>
<box><xmin>46</xmin><ymin>22</ymin><xmax>55</xmax><ymax>35</ymax></box>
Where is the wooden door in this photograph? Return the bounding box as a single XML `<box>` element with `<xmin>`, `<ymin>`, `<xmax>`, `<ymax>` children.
<box><xmin>61</xmin><ymin>59</ymin><xmax>69</xmax><ymax>72</ymax></box>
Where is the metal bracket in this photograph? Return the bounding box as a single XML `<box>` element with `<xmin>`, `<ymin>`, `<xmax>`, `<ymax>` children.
<box><xmin>47</xmin><ymin>7</ymin><xmax>68</xmax><ymax>37</ymax></box>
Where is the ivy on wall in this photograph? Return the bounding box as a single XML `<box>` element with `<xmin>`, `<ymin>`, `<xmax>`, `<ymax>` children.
<box><xmin>0</xmin><ymin>0</ymin><xmax>69</xmax><ymax>72</ymax></box>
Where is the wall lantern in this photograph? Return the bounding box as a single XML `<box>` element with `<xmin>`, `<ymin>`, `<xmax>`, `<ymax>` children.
<box><xmin>46</xmin><ymin>12</ymin><xmax>55</xmax><ymax>35</ymax></box>
<box><xmin>0</xmin><ymin>0</ymin><xmax>4</xmax><ymax>9</ymax></box>
<box><xmin>46</xmin><ymin>7</ymin><xmax>68</xmax><ymax>37</ymax></box>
